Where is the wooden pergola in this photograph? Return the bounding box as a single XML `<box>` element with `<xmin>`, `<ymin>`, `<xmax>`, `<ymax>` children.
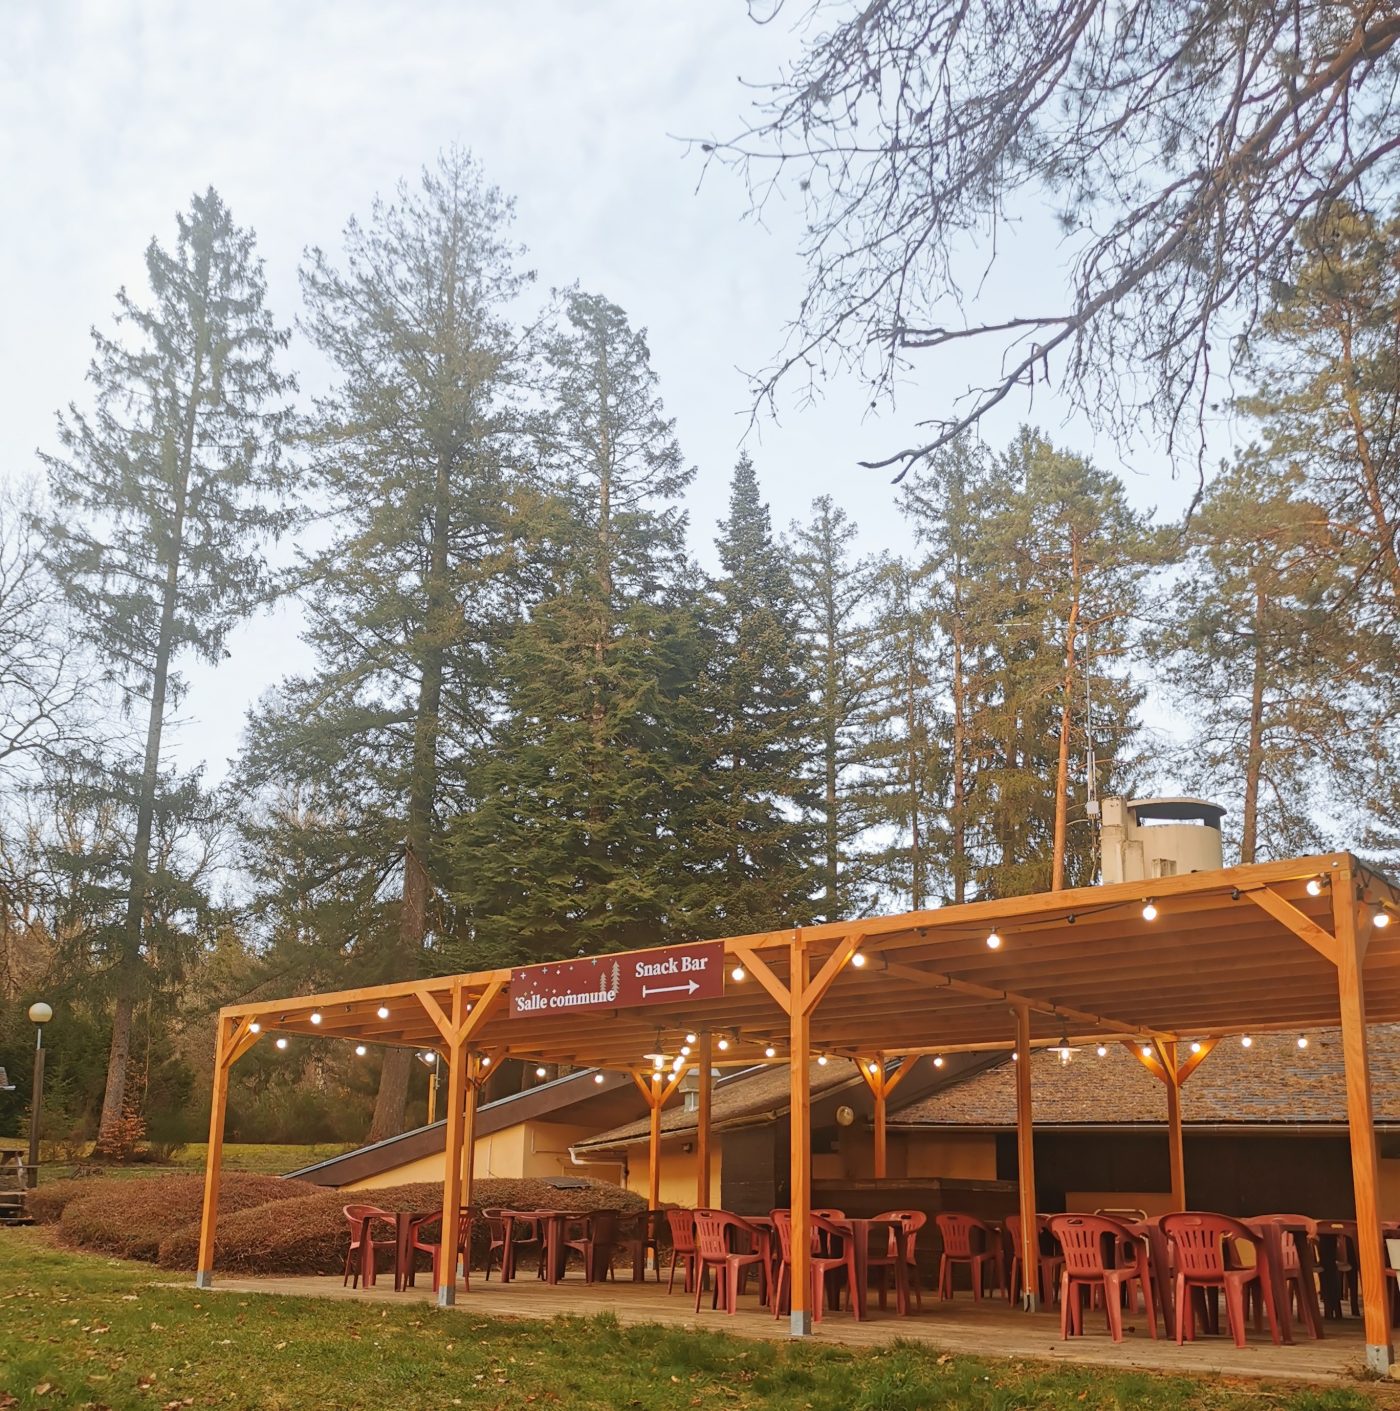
<box><xmin>196</xmin><ymin>852</ymin><xmax>1400</xmax><ymax>1370</ymax></box>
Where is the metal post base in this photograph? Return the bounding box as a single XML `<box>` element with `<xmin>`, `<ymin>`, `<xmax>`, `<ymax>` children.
<box><xmin>437</xmin><ymin>1284</ymin><xmax>456</xmax><ymax>1308</ymax></box>
<box><xmin>1366</xmin><ymin>1342</ymin><xmax>1394</xmax><ymax>1375</ymax></box>
<box><xmin>789</xmin><ymin>1310</ymin><xmax>812</xmax><ymax>1337</ymax></box>
<box><xmin>194</xmin><ymin>1271</ymin><xmax>213</xmax><ymax>1289</ymax></box>
<box><xmin>1020</xmin><ymin>1291</ymin><xmax>1039</xmax><ymax>1313</ymax></box>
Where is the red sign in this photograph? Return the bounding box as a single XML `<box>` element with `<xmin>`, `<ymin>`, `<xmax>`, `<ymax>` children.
<box><xmin>509</xmin><ymin>942</ymin><xmax>726</xmax><ymax>1018</ymax></box>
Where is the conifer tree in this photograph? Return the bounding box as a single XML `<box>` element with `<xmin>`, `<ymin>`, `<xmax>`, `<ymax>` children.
<box><xmin>248</xmin><ymin>150</ymin><xmax>528</xmax><ymax>1138</ymax></box>
<box><xmin>789</xmin><ymin>497</ymin><xmax>877</xmax><ymax>919</ymax></box>
<box><xmin>39</xmin><ymin>189</ymin><xmax>292</xmax><ymax>1149</ymax></box>
<box><xmin>685</xmin><ymin>456</ymin><xmax>815</xmax><ymax>934</ymax></box>
<box><xmin>446</xmin><ymin>291</ymin><xmax>702</xmax><ymax>959</ymax></box>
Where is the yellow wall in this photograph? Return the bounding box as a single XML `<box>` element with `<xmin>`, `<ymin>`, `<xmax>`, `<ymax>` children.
<box><xmin>620</xmin><ymin>1139</ymin><xmax>722</xmax><ymax>1207</ymax></box>
<box><xmin>894</xmin><ymin>1132</ymin><xmax>999</xmax><ymax>1181</ymax></box>
<box><xmin>344</xmin><ymin>1118</ymin><xmax>626</xmax><ymax>1192</ymax></box>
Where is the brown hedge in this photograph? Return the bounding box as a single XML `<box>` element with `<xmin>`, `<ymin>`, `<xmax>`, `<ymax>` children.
<box><xmin>27</xmin><ymin>1176</ymin><xmax>119</xmax><ymax>1226</ymax></box>
<box><xmin>156</xmin><ymin>1176</ymin><xmax>647</xmax><ymax>1276</ymax></box>
<box><xmin>59</xmin><ymin>1174</ymin><xmax>310</xmax><ymax>1262</ymax></box>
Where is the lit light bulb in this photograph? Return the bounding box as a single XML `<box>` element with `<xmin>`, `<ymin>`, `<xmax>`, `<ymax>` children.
<box><xmin>680</xmin><ymin>1045</ymin><xmax>691</xmax><ymax>1057</ymax></box>
<box><xmin>986</xmin><ymin>931</ymin><xmax>1003</xmax><ymax>950</ymax></box>
<box><xmin>594</xmin><ymin>1072</ymin><xmax>605</xmax><ymax>1084</ymax></box>
<box><xmin>868</xmin><ymin>1061</ymin><xmax>880</xmax><ymax>1075</ymax></box>
<box><xmin>355</xmin><ymin>1044</ymin><xmax>367</xmax><ymax>1057</ymax></box>
<box><xmin>850</xmin><ymin>951</ymin><xmax>866</xmax><ymax>968</ymax></box>
<box><xmin>536</xmin><ymin>1066</ymin><xmax>548</xmax><ymax>1079</ymax></box>
<box><xmin>1141</xmin><ymin>1044</ymin><xmax>1153</xmax><ymax>1059</ymax></box>
<box><xmin>933</xmin><ymin>1055</ymin><xmax>945</xmax><ymax>1068</ymax></box>
<box><xmin>651</xmin><ymin>1072</ymin><xmax>661</xmax><ymax>1083</ymax></box>
<box><xmin>1096</xmin><ymin>1045</ymin><xmax>1107</xmax><ymax>1058</ymax></box>
<box><xmin>731</xmin><ymin>966</ymin><xmax>746</xmax><ymax>983</ymax></box>
<box><xmin>1011</xmin><ymin>1051</ymin><xmax>1019</xmax><ymax>1062</ymax></box>
<box><xmin>1376</xmin><ymin>909</ymin><xmax>1392</xmax><ymax>929</ymax></box>
<box><xmin>309</xmin><ymin>1011</ymin><xmax>322</xmax><ymax>1025</ymax></box>
<box><xmin>685</xmin><ymin>1033</ymin><xmax>698</xmax><ymax>1045</ymax></box>
<box><xmin>1306</xmin><ymin>877</ymin><xmax>1324</xmax><ymax>897</ymax></box>
<box><xmin>377</xmin><ymin>1006</ymin><xmax>390</xmax><ymax>1020</ymax></box>
<box><xmin>1241</xmin><ymin>1035</ymin><xmax>1253</xmax><ymax>1048</ymax></box>
<box><xmin>764</xmin><ymin>1045</ymin><xmax>777</xmax><ymax>1059</ymax></box>
<box><xmin>717</xmin><ymin>1037</ymin><xmax>730</xmax><ymax>1052</ymax></box>
<box><xmin>1297</xmin><ymin>1035</ymin><xmax>1309</xmax><ymax>1050</ymax></box>
<box><xmin>275</xmin><ymin>1037</ymin><xmax>288</xmax><ymax>1050</ymax></box>
<box><xmin>480</xmin><ymin>1056</ymin><xmax>491</xmax><ymax>1066</ymax></box>
<box><xmin>817</xmin><ymin>1054</ymin><xmax>828</xmax><ymax>1066</ymax></box>
<box><xmin>1190</xmin><ymin>1040</ymin><xmax>1202</xmax><ymax>1054</ymax></box>
<box><xmin>249</xmin><ymin>1022</ymin><xmax>261</xmax><ymax>1034</ymax></box>
<box><xmin>1142</xmin><ymin>901</ymin><xmax>1158</xmax><ymax>922</ymax></box>
<box><xmin>653</xmin><ymin>1054</ymin><xmax>664</xmax><ymax>1069</ymax></box>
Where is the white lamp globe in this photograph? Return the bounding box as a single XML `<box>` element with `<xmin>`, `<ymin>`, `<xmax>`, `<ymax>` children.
<box><xmin>28</xmin><ymin>1002</ymin><xmax>53</xmax><ymax>1025</ymax></box>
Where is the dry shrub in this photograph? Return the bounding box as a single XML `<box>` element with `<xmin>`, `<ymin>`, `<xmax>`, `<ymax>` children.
<box><xmin>27</xmin><ymin>1177</ymin><xmax>115</xmax><ymax>1226</ymax></box>
<box><xmin>60</xmin><ymin>1173</ymin><xmax>310</xmax><ymax>1262</ymax></box>
<box><xmin>157</xmin><ymin>1175</ymin><xmax>646</xmax><ymax>1276</ymax></box>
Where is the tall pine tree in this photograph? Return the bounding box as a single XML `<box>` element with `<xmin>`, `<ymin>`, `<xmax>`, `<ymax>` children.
<box><xmin>39</xmin><ymin>189</ymin><xmax>292</xmax><ymax>1149</ymax></box>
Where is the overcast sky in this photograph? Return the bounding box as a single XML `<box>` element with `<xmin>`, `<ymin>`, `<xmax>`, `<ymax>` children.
<box><xmin>1</xmin><ymin>1</ymin><xmax>1216</xmax><ymax>787</ymax></box>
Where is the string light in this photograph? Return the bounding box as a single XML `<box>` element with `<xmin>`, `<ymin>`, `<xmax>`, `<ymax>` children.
<box><xmin>377</xmin><ymin>1006</ymin><xmax>390</xmax><ymax>1020</ymax></box>
<box><xmin>1141</xmin><ymin>1044</ymin><xmax>1154</xmax><ymax>1059</ymax></box>
<box><xmin>1190</xmin><ymin>1040</ymin><xmax>1202</xmax><ymax>1054</ymax></box>
<box><xmin>1306</xmin><ymin>876</ymin><xmax>1325</xmax><ymax>897</ymax></box>
<box><xmin>651</xmin><ymin>1072</ymin><xmax>661</xmax><ymax>1083</ymax></box>
<box><xmin>1011</xmin><ymin>1051</ymin><xmax>1019</xmax><ymax>1061</ymax></box>
<box><xmin>249</xmin><ymin>1022</ymin><xmax>261</xmax><ymax>1034</ymax></box>
<box><xmin>685</xmin><ymin>1032</ymin><xmax>698</xmax><ymax>1045</ymax></box>
<box><xmin>481</xmin><ymin>1056</ymin><xmax>491</xmax><ymax>1066</ymax></box>
<box><xmin>1096</xmin><ymin>1044</ymin><xmax>1108</xmax><ymax>1057</ymax></box>
<box><xmin>1375</xmin><ymin>909</ymin><xmax>1392</xmax><ymax>930</ymax></box>
<box><xmin>933</xmin><ymin>1055</ymin><xmax>945</xmax><ymax>1068</ymax></box>
<box><xmin>275</xmin><ymin>1037</ymin><xmax>288</xmax><ymax>1050</ymax></box>
<box><xmin>731</xmin><ymin>966</ymin><xmax>746</xmax><ymax>983</ymax></box>
<box><xmin>1297</xmin><ymin>1035</ymin><xmax>1309</xmax><ymax>1050</ymax></box>
<box><xmin>309</xmin><ymin>1012</ymin><xmax>322</xmax><ymax>1025</ymax></box>
<box><xmin>764</xmin><ymin>1045</ymin><xmax>777</xmax><ymax>1059</ymax></box>
<box><xmin>354</xmin><ymin>1044</ymin><xmax>367</xmax><ymax>1057</ymax></box>
<box><xmin>594</xmin><ymin>1072</ymin><xmax>605</xmax><ymax>1084</ymax></box>
<box><xmin>680</xmin><ymin>1045</ymin><xmax>691</xmax><ymax>1057</ymax></box>
<box><xmin>817</xmin><ymin>1053</ymin><xmax>828</xmax><ymax>1066</ymax></box>
<box><xmin>535</xmin><ymin>1066</ymin><xmax>548</xmax><ymax>1079</ymax></box>
<box><xmin>1142</xmin><ymin>901</ymin><xmax>1158</xmax><ymax>921</ymax></box>
<box><xmin>850</xmin><ymin>951</ymin><xmax>867</xmax><ymax>968</ymax></box>
<box><xmin>716</xmin><ymin>1036</ymin><xmax>730</xmax><ymax>1052</ymax></box>
<box><xmin>986</xmin><ymin>931</ymin><xmax>1003</xmax><ymax>950</ymax></box>
<box><xmin>868</xmin><ymin>1060</ymin><xmax>880</xmax><ymax>1075</ymax></box>
<box><xmin>1240</xmin><ymin>1035</ymin><xmax>1253</xmax><ymax>1048</ymax></box>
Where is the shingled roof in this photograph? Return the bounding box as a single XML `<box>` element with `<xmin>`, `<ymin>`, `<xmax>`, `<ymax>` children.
<box><xmin>571</xmin><ymin>1059</ymin><xmax>866</xmax><ymax>1150</ymax></box>
<box><xmin>888</xmin><ymin>1026</ymin><xmax>1400</xmax><ymax>1130</ymax></box>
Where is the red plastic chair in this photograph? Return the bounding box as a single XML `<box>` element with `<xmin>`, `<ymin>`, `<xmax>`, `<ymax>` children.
<box><xmin>769</xmin><ymin>1210</ymin><xmax>851</xmax><ymax>1320</ymax></box>
<box><xmin>1247</xmin><ymin>1214</ymin><xmax>1322</xmax><ymax>1336</ymax></box>
<box><xmin>484</xmin><ymin>1209</ymin><xmax>542</xmax><ymax>1281</ymax></box>
<box><xmin>692</xmin><ymin>1209</ymin><xmax>768</xmax><ymax>1314</ymax></box>
<box><xmin>619</xmin><ymin>1209</ymin><xmax>660</xmax><ymax>1281</ymax></box>
<box><xmin>866</xmin><ymin>1210</ymin><xmax>927</xmax><ymax>1311</ymax></box>
<box><xmin>407</xmin><ymin>1208</ymin><xmax>473</xmax><ymax>1292</ymax></box>
<box><xmin>809</xmin><ymin>1214</ymin><xmax>863</xmax><ymax>1320</ymax></box>
<box><xmin>1162</xmin><ymin>1211</ymin><xmax>1281</xmax><ymax>1347</ymax></box>
<box><xmin>934</xmin><ymin>1212</ymin><xmax>1004</xmax><ymax>1300</ymax></box>
<box><xmin>1048</xmin><ymin>1213</ymin><xmax>1147</xmax><ymax>1343</ymax></box>
<box><xmin>562</xmin><ymin>1209</ymin><xmax>623</xmax><ymax>1283</ymax></box>
<box><xmin>666</xmin><ymin>1208</ymin><xmax>698</xmax><ymax>1293</ymax></box>
<box><xmin>1006</xmin><ymin>1213</ymin><xmax>1064</xmax><ymax>1307</ymax></box>
<box><xmin>342</xmin><ymin>1204</ymin><xmax>394</xmax><ymax>1288</ymax></box>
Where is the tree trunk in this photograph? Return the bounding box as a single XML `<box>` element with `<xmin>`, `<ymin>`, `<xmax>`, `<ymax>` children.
<box><xmin>96</xmin><ymin>290</ymin><xmax>207</xmax><ymax>1153</ymax></box>
<box><xmin>822</xmin><ymin>580</ymin><xmax>840</xmax><ymax>918</ymax></box>
<box><xmin>1337</xmin><ymin>321</ymin><xmax>1400</xmax><ymax>608</ymax></box>
<box><xmin>1050</xmin><ymin>539</ymin><xmax>1082</xmax><ymax>891</ymax></box>
<box><xmin>948</xmin><ymin>577</ymin><xmax>969</xmax><ymax>905</ymax></box>
<box><xmin>1240</xmin><ymin>585</ymin><xmax>1268</xmax><ymax>865</ymax></box>
<box><xmin>368</xmin><ymin>447</ymin><xmax>452</xmax><ymax>1142</ymax></box>
<box><xmin>904</xmin><ymin>624</ymin><xmax>924</xmax><ymax>911</ymax></box>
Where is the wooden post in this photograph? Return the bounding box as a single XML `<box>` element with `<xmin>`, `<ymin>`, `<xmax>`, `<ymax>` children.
<box><xmin>696</xmin><ymin>1031</ymin><xmax>713</xmax><ymax>1208</ymax></box>
<box><xmin>1162</xmin><ymin>1040</ymin><xmax>1186</xmax><ymax>1212</ymax></box>
<box><xmin>1336</xmin><ymin>879</ymin><xmax>1392</xmax><ymax>1372</ymax></box>
<box><xmin>872</xmin><ymin>1060</ymin><xmax>888</xmax><ymax>1179</ymax></box>
<box><xmin>461</xmin><ymin>1055</ymin><xmax>479</xmax><ymax>1211</ymax></box>
<box><xmin>789</xmin><ymin>934</ymin><xmax>812</xmax><ymax>1336</ymax></box>
<box><xmin>1013</xmin><ymin>1006</ymin><xmax>1039</xmax><ymax>1311</ymax></box>
<box><xmin>647</xmin><ymin>1082</ymin><xmax>663</xmax><ymax>1212</ymax></box>
<box><xmin>195</xmin><ymin>1015</ymin><xmax>234</xmax><ymax>1288</ymax></box>
<box><xmin>437</xmin><ymin>986</ymin><xmax>469</xmax><ymax>1307</ymax></box>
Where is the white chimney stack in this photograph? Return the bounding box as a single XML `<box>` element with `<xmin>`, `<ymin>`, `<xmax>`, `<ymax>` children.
<box><xmin>1100</xmin><ymin>797</ymin><xmax>1225</xmax><ymax>884</ymax></box>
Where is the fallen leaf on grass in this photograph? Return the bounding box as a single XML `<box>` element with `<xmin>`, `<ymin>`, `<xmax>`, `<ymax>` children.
<box><xmin>33</xmin><ymin>1384</ymin><xmax>53</xmax><ymax>1397</ymax></box>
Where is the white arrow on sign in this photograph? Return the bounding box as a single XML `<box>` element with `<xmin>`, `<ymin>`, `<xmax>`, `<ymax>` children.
<box><xmin>642</xmin><ymin>980</ymin><xmax>700</xmax><ymax>997</ymax></box>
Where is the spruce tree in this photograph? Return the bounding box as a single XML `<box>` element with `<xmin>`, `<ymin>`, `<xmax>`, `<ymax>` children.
<box><xmin>249</xmin><ymin>150</ymin><xmax>529</xmax><ymax>1139</ymax></box>
<box><xmin>38</xmin><ymin>189</ymin><xmax>292</xmax><ymax>1149</ymax></box>
<box><xmin>445</xmin><ymin>291</ymin><xmax>703</xmax><ymax>959</ymax></box>
<box><xmin>789</xmin><ymin>496</ymin><xmax>877</xmax><ymax>919</ymax></box>
<box><xmin>684</xmin><ymin>456</ymin><xmax>815</xmax><ymax>934</ymax></box>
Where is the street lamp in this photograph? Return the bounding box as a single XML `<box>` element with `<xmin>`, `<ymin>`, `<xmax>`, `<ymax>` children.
<box><xmin>26</xmin><ymin>1002</ymin><xmax>52</xmax><ymax>1189</ymax></box>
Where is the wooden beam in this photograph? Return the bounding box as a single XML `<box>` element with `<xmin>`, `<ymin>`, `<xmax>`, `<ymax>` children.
<box><xmin>416</xmin><ymin>989</ymin><xmax>456</xmax><ymax>1045</ymax></box>
<box><xmin>729</xmin><ymin>944</ymin><xmax>792</xmax><ymax>1014</ymax></box>
<box><xmin>1014</xmin><ymin>1005</ymin><xmax>1039</xmax><ymax>1311</ymax></box>
<box><xmin>789</xmin><ymin>934</ymin><xmax>812</xmax><ymax>1336</ymax></box>
<box><xmin>1247</xmin><ymin>887</ymin><xmax>1338</xmax><ymax>965</ymax></box>
<box><xmin>1176</xmin><ymin>1037</ymin><xmax>1218</xmax><ymax>1085</ymax></box>
<box><xmin>697</xmin><ymin>1033</ymin><xmax>713</xmax><ymax>1208</ymax></box>
<box><xmin>802</xmin><ymin>931</ymin><xmax>867</xmax><ymax>1017</ymax></box>
<box><xmin>195</xmin><ymin>1015</ymin><xmax>234</xmax><ymax>1288</ymax></box>
<box><xmin>1125</xmin><ymin>1040</ymin><xmax>1169</xmax><ymax>1084</ymax></box>
<box><xmin>872</xmin><ymin>1059</ymin><xmax>888</xmax><ymax>1180</ymax></box>
<box><xmin>437</xmin><ymin>984</ymin><xmax>469</xmax><ymax>1307</ymax></box>
<box><xmin>880</xmin><ymin>957</ymin><xmax>1166</xmax><ymax>1041</ymax></box>
<box><xmin>1161</xmin><ymin>1040</ymin><xmax>1186</xmax><ymax>1212</ymax></box>
<box><xmin>1336</xmin><ymin>879</ymin><xmax>1392</xmax><ymax>1371</ymax></box>
<box><xmin>647</xmin><ymin>1094</ymin><xmax>663</xmax><ymax>1212</ymax></box>
<box><xmin>883</xmin><ymin>1057</ymin><xmax>916</xmax><ymax>1098</ymax></box>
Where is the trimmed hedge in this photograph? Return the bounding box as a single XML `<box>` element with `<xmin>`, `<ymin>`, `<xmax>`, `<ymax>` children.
<box><xmin>27</xmin><ymin>1177</ymin><xmax>118</xmax><ymax>1226</ymax></box>
<box><xmin>156</xmin><ymin>1175</ymin><xmax>648</xmax><ymax>1276</ymax></box>
<box><xmin>59</xmin><ymin>1174</ymin><xmax>310</xmax><ymax>1262</ymax></box>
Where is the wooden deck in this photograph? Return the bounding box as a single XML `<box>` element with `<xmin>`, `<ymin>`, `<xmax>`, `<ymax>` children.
<box><xmin>191</xmin><ymin>1271</ymin><xmax>1383</xmax><ymax>1385</ymax></box>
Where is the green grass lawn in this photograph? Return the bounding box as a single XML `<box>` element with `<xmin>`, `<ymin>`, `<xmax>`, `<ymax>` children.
<box><xmin>41</xmin><ymin>1142</ymin><xmax>351</xmax><ymax>1183</ymax></box>
<box><xmin>0</xmin><ymin>1230</ymin><xmax>1393</xmax><ymax>1411</ymax></box>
